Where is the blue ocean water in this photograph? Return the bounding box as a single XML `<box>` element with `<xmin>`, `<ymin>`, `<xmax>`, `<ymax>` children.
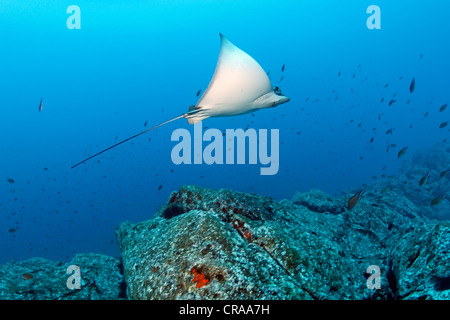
<box><xmin>1</xmin><ymin>0</ymin><xmax>449</xmax><ymax>264</ymax></box>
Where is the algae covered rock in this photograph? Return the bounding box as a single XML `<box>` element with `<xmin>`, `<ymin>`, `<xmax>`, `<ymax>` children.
<box><xmin>0</xmin><ymin>253</ymin><xmax>125</xmax><ymax>300</ymax></box>
<box><xmin>116</xmin><ymin>184</ymin><xmax>449</xmax><ymax>300</ymax></box>
<box><xmin>116</xmin><ymin>185</ymin><xmax>312</xmax><ymax>300</ymax></box>
<box><xmin>390</xmin><ymin>221</ymin><xmax>450</xmax><ymax>300</ymax></box>
<box><xmin>292</xmin><ymin>188</ymin><xmax>345</xmax><ymax>214</ymax></box>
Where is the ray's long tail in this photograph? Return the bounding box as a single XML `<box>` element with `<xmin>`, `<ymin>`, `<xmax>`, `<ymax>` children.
<box><xmin>71</xmin><ymin>113</ymin><xmax>188</xmax><ymax>169</ymax></box>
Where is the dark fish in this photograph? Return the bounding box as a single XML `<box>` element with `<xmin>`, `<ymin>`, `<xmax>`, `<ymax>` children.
<box><xmin>439</xmin><ymin>121</ymin><xmax>448</xmax><ymax>129</ymax></box>
<box><xmin>6</xmin><ymin>178</ymin><xmax>15</xmax><ymax>184</ymax></box>
<box><xmin>158</xmin><ymin>185</ymin><xmax>162</xmax><ymax>190</ymax></box>
<box><xmin>424</xmin><ymin>112</ymin><xmax>429</xmax><ymax>117</ymax></box>
<box><xmin>385</xmin><ymin>128</ymin><xmax>393</xmax><ymax>135</ymax></box>
<box><xmin>388</xmin><ymin>99</ymin><xmax>396</xmax><ymax>106</ymax></box>
<box><xmin>419</xmin><ymin>172</ymin><xmax>431</xmax><ymax>186</ymax></box>
<box><xmin>338</xmin><ymin>71</ymin><xmax>341</xmax><ymax>77</ymax></box>
<box><xmin>397</xmin><ymin>147</ymin><xmax>408</xmax><ymax>159</ymax></box>
<box><xmin>144</xmin><ymin>120</ymin><xmax>148</xmax><ymax>127</ymax></box>
<box><xmin>347</xmin><ymin>189</ymin><xmax>365</xmax><ymax>210</ymax></box>
<box><xmin>409</xmin><ymin>77</ymin><xmax>415</xmax><ymax>93</ymax></box>
<box><xmin>370</xmin><ymin>137</ymin><xmax>374</xmax><ymax>143</ymax></box>
<box><xmin>431</xmin><ymin>193</ymin><xmax>447</xmax><ymax>207</ymax></box>
<box><xmin>439</xmin><ymin>104</ymin><xmax>447</xmax><ymax>112</ymax></box>
<box><xmin>196</xmin><ymin>89</ymin><xmax>201</xmax><ymax>97</ymax></box>
<box><xmin>39</xmin><ymin>98</ymin><xmax>43</xmax><ymax>112</ymax></box>
<box><xmin>22</xmin><ymin>273</ymin><xmax>33</xmax><ymax>280</ymax></box>
<box><xmin>281</xmin><ymin>64</ymin><xmax>285</xmax><ymax>72</ymax></box>
<box><xmin>420</xmin><ymin>53</ymin><xmax>423</xmax><ymax>59</ymax></box>
<box><xmin>440</xmin><ymin>169</ymin><xmax>449</xmax><ymax>179</ymax></box>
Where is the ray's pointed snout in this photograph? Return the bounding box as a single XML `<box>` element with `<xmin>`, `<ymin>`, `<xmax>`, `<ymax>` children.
<box><xmin>272</xmin><ymin>86</ymin><xmax>290</xmax><ymax>106</ymax></box>
<box><xmin>280</xmin><ymin>95</ymin><xmax>290</xmax><ymax>104</ymax></box>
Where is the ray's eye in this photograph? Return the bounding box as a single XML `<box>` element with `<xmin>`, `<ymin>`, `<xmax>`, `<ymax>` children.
<box><xmin>273</xmin><ymin>86</ymin><xmax>282</xmax><ymax>95</ymax></box>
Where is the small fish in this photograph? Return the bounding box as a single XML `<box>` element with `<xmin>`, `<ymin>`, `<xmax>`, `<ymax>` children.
<box><xmin>338</xmin><ymin>71</ymin><xmax>341</xmax><ymax>77</ymax></box>
<box><xmin>158</xmin><ymin>185</ymin><xmax>162</xmax><ymax>190</ymax></box>
<box><xmin>439</xmin><ymin>104</ymin><xmax>448</xmax><ymax>112</ymax></box>
<box><xmin>196</xmin><ymin>89</ymin><xmax>202</xmax><ymax>97</ymax></box>
<box><xmin>397</xmin><ymin>147</ymin><xmax>408</xmax><ymax>159</ymax></box>
<box><xmin>388</xmin><ymin>99</ymin><xmax>396</xmax><ymax>106</ymax></box>
<box><xmin>39</xmin><ymin>98</ymin><xmax>43</xmax><ymax>112</ymax></box>
<box><xmin>385</xmin><ymin>128</ymin><xmax>393</xmax><ymax>135</ymax></box>
<box><xmin>424</xmin><ymin>112</ymin><xmax>429</xmax><ymax>117</ymax></box>
<box><xmin>370</xmin><ymin>137</ymin><xmax>374</xmax><ymax>143</ymax></box>
<box><xmin>431</xmin><ymin>193</ymin><xmax>447</xmax><ymax>207</ymax></box>
<box><xmin>281</xmin><ymin>64</ymin><xmax>285</xmax><ymax>72</ymax></box>
<box><xmin>439</xmin><ymin>121</ymin><xmax>448</xmax><ymax>128</ymax></box>
<box><xmin>409</xmin><ymin>77</ymin><xmax>415</xmax><ymax>93</ymax></box>
<box><xmin>440</xmin><ymin>169</ymin><xmax>450</xmax><ymax>179</ymax></box>
<box><xmin>7</xmin><ymin>178</ymin><xmax>15</xmax><ymax>184</ymax></box>
<box><xmin>419</xmin><ymin>172</ymin><xmax>431</xmax><ymax>186</ymax></box>
<box><xmin>22</xmin><ymin>273</ymin><xmax>33</xmax><ymax>280</ymax></box>
<box><xmin>347</xmin><ymin>189</ymin><xmax>365</xmax><ymax>210</ymax></box>
<box><xmin>144</xmin><ymin>120</ymin><xmax>148</xmax><ymax>127</ymax></box>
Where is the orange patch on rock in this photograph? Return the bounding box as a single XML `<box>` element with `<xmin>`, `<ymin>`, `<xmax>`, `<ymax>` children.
<box><xmin>192</xmin><ymin>268</ymin><xmax>209</xmax><ymax>288</ymax></box>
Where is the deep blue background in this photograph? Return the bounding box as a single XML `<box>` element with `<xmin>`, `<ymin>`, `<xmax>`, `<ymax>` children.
<box><xmin>1</xmin><ymin>0</ymin><xmax>449</xmax><ymax>263</ymax></box>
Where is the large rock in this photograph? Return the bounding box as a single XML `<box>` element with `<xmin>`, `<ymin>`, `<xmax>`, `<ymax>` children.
<box><xmin>116</xmin><ymin>185</ymin><xmax>450</xmax><ymax>300</ymax></box>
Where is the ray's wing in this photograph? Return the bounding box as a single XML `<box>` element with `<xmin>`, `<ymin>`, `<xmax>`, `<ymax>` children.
<box><xmin>197</xmin><ymin>34</ymin><xmax>272</xmax><ymax>108</ymax></box>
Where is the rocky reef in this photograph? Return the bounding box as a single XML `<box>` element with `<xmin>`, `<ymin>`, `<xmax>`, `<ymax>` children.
<box><xmin>115</xmin><ymin>184</ymin><xmax>449</xmax><ymax>300</ymax></box>
<box><xmin>1</xmin><ymin>145</ymin><xmax>449</xmax><ymax>300</ymax></box>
